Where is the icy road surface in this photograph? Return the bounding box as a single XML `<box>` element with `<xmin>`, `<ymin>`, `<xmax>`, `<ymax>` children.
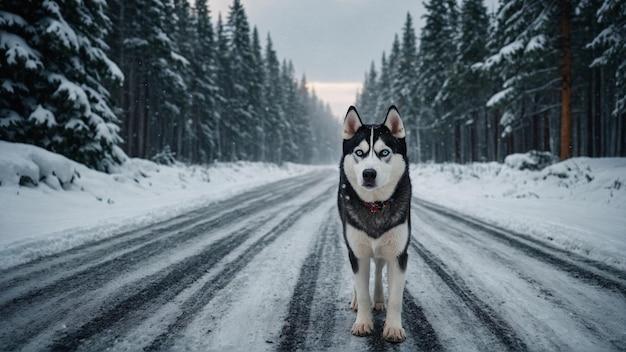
<box><xmin>0</xmin><ymin>170</ymin><xmax>625</xmax><ymax>351</ymax></box>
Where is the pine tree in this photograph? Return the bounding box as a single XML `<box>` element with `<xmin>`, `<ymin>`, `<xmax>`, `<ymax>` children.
<box><xmin>250</xmin><ymin>27</ymin><xmax>267</xmax><ymax>161</ymax></box>
<box><xmin>226</xmin><ymin>0</ymin><xmax>255</xmax><ymax>160</ymax></box>
<box><xmin>263</xmin><ymin>34</ymin><xmax>285</xmax><ymax>164</ymax></box>
<box><xmin>397</xmin><ymin>13</ymin><xmax>420</xmax><ymax>161</ymax></box>
<box><xmin>214</xmin><ymin>14</ymin><xmax>232</xmax><ymax>161</ymax></box>
<box><xmin>0</xmin><ymin>0</ymin><xmax>125</xmax><ymax>171</ymax></box>
<box><xmin>482</xmin><ymin>0</ymin><xmax>562</xmax><ymax>156</ymax></box>
<box><xmin>107</xmin><ymin>0</ymin><xmax>189</xmax><ymax>161</ymax></box>
<box><xmin>375</xmin><ymin>36</ymin><xmax>401</xmax><ymax>119</ymax></box>
<box><xmin>357</xmin><ymin>61</ymin><xmax>379</xmax><ymax>122</ymax></box>
<box><xmin>418</xmin><ymin>0</ymin><xmax>460</xmax><ymax>162</ymax></box>
<box><xmin>171</xmin><ymin>0</ymin><xmax>194</xmax><ymax>161</ymax></box>
<box><xmin>190</xmin><ymin>0</ymin><xmax>218</xmax><ymax>163</ymax></box>
<box><xmin>448</xmin><ymin>0</ymin><xmax>492</xmax><ymax>162</ymax></box>
<box><xmin>589</xmin><ymin>0</ymin><xmax>626</xmax><ymax>118</ymax></box>
<box><xmin>280</xmin><ymin>60</ymin><xmax>299</xmax><ymax>162</ymax></box>
<box><xmin>374</xmin><ymin>52</ymin><xmax>391</xmax><ymax>120</ymax></box>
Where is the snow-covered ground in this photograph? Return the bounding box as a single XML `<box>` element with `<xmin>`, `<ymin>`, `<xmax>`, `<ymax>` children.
<box><xmin>411</xmin><ymin>157</ymin><xmax>626</xmax><ymax>270</ymax></box>
<box><xmin>1</xmin><ymin>140</ymin><xmax>625</xmax><ymax>271</ymax></box>
<box><xmin>0</xmin><ymin>141</ymin><xmax>320</xmax><ymax>269</ymax></box>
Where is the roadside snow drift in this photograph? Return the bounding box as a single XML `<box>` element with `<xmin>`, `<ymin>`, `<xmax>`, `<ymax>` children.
<box><xmin>411</xmin><ymin>157</ymin><xmax>626</xmax><ymax>269</ymax></box>
<box><xmin>0</xmin><ymin>141</ymin><xmax>319</xmax><ymax>269</ymax></box>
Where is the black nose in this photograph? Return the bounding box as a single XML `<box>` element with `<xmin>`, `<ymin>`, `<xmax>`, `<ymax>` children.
<box><xmin>363</xmin><ymin>169</ymin><xmax>377</xmax><ymax>183</ymax></box>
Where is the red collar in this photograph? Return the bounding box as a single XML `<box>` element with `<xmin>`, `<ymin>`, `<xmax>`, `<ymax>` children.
<box><xmin>363</xmin><ymin>199</ymin><xmax>392</xmax><ymax>213</ymax></box>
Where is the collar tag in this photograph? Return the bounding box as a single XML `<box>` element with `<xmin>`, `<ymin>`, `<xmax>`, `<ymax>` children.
<box><xmin>364</xmin><ymin>200</ymin><xmax>391</xmax><ymax>213</ymax></box>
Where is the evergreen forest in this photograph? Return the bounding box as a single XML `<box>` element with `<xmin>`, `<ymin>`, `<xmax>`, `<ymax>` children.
<box><xmin>357</xmin><ymin>0</ymin><xmax>625</xmax><ymax>163</ymax></box>
<box><xmin>0</xmin><ymin>0</ymin><xmax>340</xmax><ymax>171</ymax></box>
<box><xmin>1</xmin><ymin>0</ymin><xmax>624</xmax><ymax>171</ymax></box>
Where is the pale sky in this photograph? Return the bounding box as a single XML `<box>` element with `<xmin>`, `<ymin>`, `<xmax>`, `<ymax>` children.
<box><xmin>208</xmin><ymin>0</ymin><xmax>497</xmax><ymax>119</ymax></box>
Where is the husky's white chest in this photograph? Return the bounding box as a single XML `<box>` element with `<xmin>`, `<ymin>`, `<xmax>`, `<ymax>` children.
<box><xmin>345</xmin><ymin>223</ymin><xmax>409</xmax><ymax>261</ymax></box>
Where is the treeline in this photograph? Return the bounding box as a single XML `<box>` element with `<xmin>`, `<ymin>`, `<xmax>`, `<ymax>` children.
<box><xmin>356</xmin><ymin>0</ymin><xmax>625</xmax><ymax>163</ymax></box>
<box><xmin>108</xmin><ymin>0</ymin><xmax>339</xmax><ymax>165</ymax></box>
<box><xmin>0</xmin><ymin>0</ymin><xmax>339</xmax><ymax>171</ymax></box>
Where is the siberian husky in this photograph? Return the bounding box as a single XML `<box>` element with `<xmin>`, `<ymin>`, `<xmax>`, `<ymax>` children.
<box><xmin>338</xmin><ymin>105</ymin><xmax>411</xmax><ymax>343</ymax></box>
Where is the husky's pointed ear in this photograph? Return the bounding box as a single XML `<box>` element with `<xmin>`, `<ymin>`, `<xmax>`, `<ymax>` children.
<box><xmin>383</xmin><ymin>105</ymin><xmax>405</xmax><ymax>138</ymax></box>
<box><xmin>343</xmin><ymin>106</ymin><xmax>363</xmax><ymax>140</ymax></box>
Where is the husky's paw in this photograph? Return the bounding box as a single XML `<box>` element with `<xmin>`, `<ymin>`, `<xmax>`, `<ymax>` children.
<box><xmin>374</xmin><ymin>301</ymin><xmax>386</xmax><ymax>311</ymax></box>
<box><xmin>350</xmin><ymin>296</ymin><xmax>358</xmax><ymax>311</ymax></box>
<box><xmin>383</xmin><ymin>323</ymin><xmax>406</xmax><ymax>343</ymax></box>
<box><xmin>351</xmin><ymin>320</ymin><xmax>374</xmax><ymax>336</ymax></box>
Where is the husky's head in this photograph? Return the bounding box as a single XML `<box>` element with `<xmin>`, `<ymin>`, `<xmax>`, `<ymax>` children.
<box><xmin>341</xmin><ymin>105</ymin><xmax>408</xmax><ymax>203</ymax></box>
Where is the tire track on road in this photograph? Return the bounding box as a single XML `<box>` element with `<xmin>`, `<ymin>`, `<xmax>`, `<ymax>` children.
<box><xmin>57</xmin><ymin>185</ymin><xmax>335</xmax><ymax>352</ymax></box>
<box><xmin>0</xmin><ymin>175</ymin><xmax>320</xmax><ymax>310</ymax></box>
<box><xmin>401</xmin><ymin>290</ymin><xmax>444</xmax><ymax>352</ymax></box>
<box><xmin>0</xmin><ymin>173</ymin><xmax>320</xmax><ymax>294</ymax></box>
<box><xmin>277</xmin><ymin>207</ymin><xmax>338</xmax><ymax>352</ymax></box>
<box><xmin>414</xmin><ymin>198</ymin><xmax>626</xmax><ymax>297</ymax></box>
<box><xmin>0</xmin><ymin>173</ymin><xmax>329</xmax><ymax>351</ymax></box>
<box><xmin>413</xmin><ymin>198</ymin><xmax>626</xmax><ymax>351</ymax></box>
<box><xmin>4</xmin><ymin>213</ymin><xmax>275</xmax><ymax>351</ymax></box>
<box><xmin>410</xmin><ymin>240</ymin><xmax>528</xmax><ymax>352</ymax></box>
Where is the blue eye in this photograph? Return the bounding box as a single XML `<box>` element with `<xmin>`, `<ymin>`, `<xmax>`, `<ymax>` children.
<box><xmin>355</xmin><ymin>150</ymin><xmax>364</xmax><ymax>157</ymax></box>
<box><xmin>380</xmin><ymin>150</ymin><xmax>390</xmax><ymax>157</ymax></box>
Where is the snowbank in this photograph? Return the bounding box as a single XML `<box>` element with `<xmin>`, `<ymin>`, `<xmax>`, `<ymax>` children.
<box><xmin>0</xmin><ymin>141</ymin><xmax>320</xmax><ymax>269</ymax></box>
<box><xmin>412</xmin><ymin>156</ymin><xmax>626</xmax><ymax>269</ymax></box>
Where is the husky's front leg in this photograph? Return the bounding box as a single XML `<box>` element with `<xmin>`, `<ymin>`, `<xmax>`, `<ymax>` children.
<box><xmin>383</xmin><ymin>252</ymin><xmax>407</xmax><ymax>342</ymax></box>
<box><xmin>351</xmin><ymin>257</ymin><xmax>373</xmax><ymax>336</ymax></box>
<box><xmin>373</xmin><ymin>258</ymin><xmax>386</xmax><ymax>310</ymax></box>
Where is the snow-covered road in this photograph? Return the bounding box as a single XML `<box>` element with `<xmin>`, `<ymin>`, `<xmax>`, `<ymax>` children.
<box><xmin>0</xmin><ymin>170</ymin><xmax>624</xmax><ymax>351</ymax></box>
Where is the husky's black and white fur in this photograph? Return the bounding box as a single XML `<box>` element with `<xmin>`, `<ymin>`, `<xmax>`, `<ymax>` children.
<box><xmin>338</xmin><ymin>105</ymin><xmax>411</xmax><ymax>343</ymax></box>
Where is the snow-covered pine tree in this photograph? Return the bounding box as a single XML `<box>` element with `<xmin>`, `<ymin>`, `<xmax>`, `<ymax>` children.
<box><xmin>158</xmin><ymin>0</ymin><xmax>191</xmax><ymax>160</ymax></box>
<box><xmin>374</xmin><ymin>52</ymin><xmax>392</xmax><ymax>120</ymax></box>
<box><xmin>481</xmin><ymin>0</ymin><xmax>562</xmax><ymax>157</ymax></box>
<box><xmin>263</xmin><ymin>34</ymin><xmax>284</xmax><ymax>164</ymax></box>
<box><xmin>214</xmin><ymin>14</ymin><xmax>232</xmax><ymax>161</ymax></box>
<box><xmin>417</xmin><ymin>0</ymin><xmax>460</xmax><ymax>162</ymax></box>
<box><xmin>375</xmin><ymin>36</ymin><xmax>401</xmax><ymax>120</ymax></box>
<box><xmin>225</xmin><ymin>0</ymin><xmax>255</xmax><ymax>160</ymax></box>
<box><xmin>356</xmin><ymin>61</ymin><xmax>379</xmax><ymax>122</ymax></box>
<box><xmin>279</xmin><ymin>60</ymin><xmax>299</xmax><ymax>162</ymax></box>
<box><xmin>250</xmin><ymin>26</ymin><xmax>267</xmax><ymax>162</ymax></box>
<box><xmin>107</xmin><ymin>0</ymin><xmax>189</xmax><ymax>161</ymax></box>
<box><xmin>397</xmin><ymin>13</ymin><xmax>421</xmax><ymax>161</ymax></box>
<box><xmin>296</xmin><ymin>74</ymin><xmax>314</xmax><ymax>164</ymax></box>
<box><xmin>589</xmin><ymin>0</ymin><xmax>626</xmax><ymax>120</ymax></box>
<box><xmin>445</xmin><ymin>0</ymin><xmax>492</xmax><ymax>162</ymax></box>
<box><xmin>171</xmin><ymin>0</ymin><xmax>194</xmax><ymax>161</ymax></box>
<box><xmin>0</xmin><ymin>0</ymin><xmax>125</xmax><ymax>171</ymax></box>
<box><xmin>190</xmin><ymin>0</ymin><xmax>219</xmax><ymax>163</ymax></box>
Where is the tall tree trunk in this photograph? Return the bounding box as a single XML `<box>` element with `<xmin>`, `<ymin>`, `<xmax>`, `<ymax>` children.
<box><xmin>593</xmin><ymin>67</ymin><xmax>600</xmax><ymax>156</ymax></box>
<box><xmin>454</xmin><ymin>119</ymin><xmax>461</xmax><ymax>163</ymax></box>
<box><xmin>507</xmin><ymin>133</ymin><xmax>514</xmax><ymax>156</ymax></box>
<box><xmin>493</xmin><ymin>110</ymin><xmax>499</xmax><ymax>161</ymax></box>
<box><xmin>125</xmin><ymin>61</ymin><xmax>136</xmax><ymax>156</ymax></box>
<box><xmin>559</xmin><ymin>0</ymin><xmax>572</xmax><ymax>160</ymax></box>
<box><xmin>532</xmin><ymin>114</ymin><xmax>540</xmax><ymax>151</ymax></box>
<box><xmin>137</xmin><ymin>72</ymin><xmax>146</xmax><ymax>158</ymax></box>
<box><xmin>470</xmin><ymin>115</ymin><xmax>477</xmax><ymax>162</ymax></box>
<box><xmin>543</xmin><ymin>111</ymin><xmax>553</xmax><ymax>152</ymax></box>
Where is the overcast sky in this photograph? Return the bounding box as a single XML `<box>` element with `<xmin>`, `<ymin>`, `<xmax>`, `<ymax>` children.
<box><xmin>208</xmin><ymin>0</ymin><xmax>497</xmax><ymax>119</ymax></box>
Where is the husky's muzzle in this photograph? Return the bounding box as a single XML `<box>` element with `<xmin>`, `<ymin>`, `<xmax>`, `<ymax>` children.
<box><xmin>362</xmin><ymin>168</ymin><xmax>377</xmax><ymax>188</ymax></box>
